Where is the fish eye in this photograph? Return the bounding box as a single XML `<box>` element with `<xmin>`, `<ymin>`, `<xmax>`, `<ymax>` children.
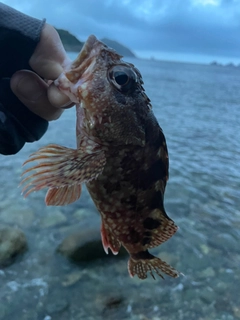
<box><xmin>114</xmin><ymin>71</ymin><xmax>129</xmax><ymax>86</ymax></box>
<box><xmin>108</xmin><ymin>65</ymin><xmax>137</xmax><ymax>92</ymax></box>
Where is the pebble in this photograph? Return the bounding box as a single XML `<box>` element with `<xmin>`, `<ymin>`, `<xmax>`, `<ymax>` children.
<box><xmin>198</xmin><ymin>267</ymin><xmax>216</xmax><ymax>278</ymax></box>
<box><xmin>0</xmin><ymin>224</ymin><xmax>27</xmax><ymax>266</ymax></box>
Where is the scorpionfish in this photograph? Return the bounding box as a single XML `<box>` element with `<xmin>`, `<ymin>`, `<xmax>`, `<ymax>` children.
<box><xmin>22</xmin><ymin>35</ymin><xmax>179</xmax><ymax>280</ymax></box>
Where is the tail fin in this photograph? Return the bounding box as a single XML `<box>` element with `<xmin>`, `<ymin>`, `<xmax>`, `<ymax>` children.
<box><xmin>128</xmin><ymin>251</ymin><xmax>179</xmax><ymax>280</ymax></box>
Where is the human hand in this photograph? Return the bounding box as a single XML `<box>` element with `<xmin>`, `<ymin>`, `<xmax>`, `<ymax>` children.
<box><xmin>10</xmin><ymin>23</ymin><xmax>73</xmax><ymax>121</ymax></box>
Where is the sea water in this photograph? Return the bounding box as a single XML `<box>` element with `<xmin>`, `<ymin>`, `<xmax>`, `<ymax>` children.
<box><xmin>0</xmin><ymin>58</ymin><xmax>239</xmax><ymax>320</ymax></box>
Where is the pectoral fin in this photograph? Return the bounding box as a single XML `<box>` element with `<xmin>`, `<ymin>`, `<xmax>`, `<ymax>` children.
<box><xmin>21</xmin><ymin>144</ymin><xmax>106</xmax><ymax>205</ymax></box>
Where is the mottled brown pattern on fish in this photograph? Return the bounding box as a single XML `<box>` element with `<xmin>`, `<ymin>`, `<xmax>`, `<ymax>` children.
<box><xmin>21</xmin><ymin>35</ymin><xmax>179</xmax><ymax>280</ymax></box>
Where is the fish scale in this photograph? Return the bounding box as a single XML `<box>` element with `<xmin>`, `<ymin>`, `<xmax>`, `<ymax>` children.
<box><xmin>21</xmin><ymin>34</ymin><xmax>180</xmax><ymax>280</ymax></box>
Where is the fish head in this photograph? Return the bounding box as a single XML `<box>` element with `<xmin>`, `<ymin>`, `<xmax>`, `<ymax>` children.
<box><xmin>58</xmin><ymin>35</ymin><xmax>152</xmax><ymax>145</ymax></box>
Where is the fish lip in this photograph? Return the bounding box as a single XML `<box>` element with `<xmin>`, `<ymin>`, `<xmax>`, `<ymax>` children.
<box><xmin>63</xmin><ymin>35</ymin><xmax>102</xmax><ymax>96</ymax></box>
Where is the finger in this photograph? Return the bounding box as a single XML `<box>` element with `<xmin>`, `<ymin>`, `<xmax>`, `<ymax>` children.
<box><xmin>47</xmin><ymin>83</ymin><xmax>74</xmax><ymax>108</ymax></box>
<box><xmin>10</xmin><ymin>70</ymin><xmax>63</xmax><ymax>121</ymax></box>
<box><xmin>29</xmin><ymin>23</ymin><xmax>71</xmax><ymax>80</ymax></box>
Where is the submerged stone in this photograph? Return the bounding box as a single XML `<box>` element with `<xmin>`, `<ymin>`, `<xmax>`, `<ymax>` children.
<box><xmin>0</xmin><ymin>224</ymin><xmax>27</xmax><ymax>266</ymax></box>
<box><xmin>40</xmin><ymin>210</ymin><xmax>67</xmax><ymax>228</ymax></box>
<box><xmin>57</xmin><ymin>224</ymin><xmax>127</xmax><ymax>262</ymax></box>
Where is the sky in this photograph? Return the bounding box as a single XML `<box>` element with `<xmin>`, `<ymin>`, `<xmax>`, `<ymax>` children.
<box><xmin>2</xmin><ymin>0</ymin><xmax>240</xmax><ymax>64</ymax></box>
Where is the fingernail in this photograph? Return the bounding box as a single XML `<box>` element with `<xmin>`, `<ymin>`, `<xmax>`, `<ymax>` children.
<box><xmin>16</xmin><ymin>75</ymin><xmax>43</xmax><ymax>101</ymax></box>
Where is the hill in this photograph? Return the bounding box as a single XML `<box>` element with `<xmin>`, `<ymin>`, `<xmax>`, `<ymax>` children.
<box><xmin>101</xmin><ymin>38</ymin><xmax>136</xmax><ymax>57</ymax></box>
<box><xmin>56</xmin><ymin>29</ymin><xmax>84</xmax><ymax>52</ymax></box>
<box><xmin>56</xmin><ymin>29</ymin><xmax>135</xmax><ymax>57</ymax></box>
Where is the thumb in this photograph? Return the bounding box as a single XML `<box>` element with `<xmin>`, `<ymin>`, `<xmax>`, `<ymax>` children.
<box><xmin>10</xmin><ymin>70</ymin><xmax>65</xmax><ymax>121</ymax></box>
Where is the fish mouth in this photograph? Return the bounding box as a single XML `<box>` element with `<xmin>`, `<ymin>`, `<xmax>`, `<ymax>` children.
<box><xmin>60</xmin><ymin>35</ymin><xmax>121</xmax><ymax>130</ymax></box>
<box><xmin>64</xmin><ymin>35</ymin><xmax>101</xmax><ymax>87</ymax></box>
<box><xmin>64</xmin><ymin>35</ymin><xmax>121</xmax><ymax>99</ymax></box>
<box><xmin>71</xmin><ymin>34</ymin><xmax>120</xmax><ymax>68</ymax></box>
<box><xmin>72</xmin><ymin>35</ymin><xmax>100</xmax><ymax>69</ymax></box>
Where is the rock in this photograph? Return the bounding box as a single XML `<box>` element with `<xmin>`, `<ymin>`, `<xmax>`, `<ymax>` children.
<box><xmin>45</xmin><ymin>297</ymin><xmax>69</xmax><ymax>314</ymax></box>
<box><xmin>40</xmin><ymin>210</ymin><xmax>67</xmax><ymax>228</ymax></box>
<box><xmin>233</xmin><ymin>306</ymin><xmax>240</xmax><ymax>319</ymax></box>
<box><xmin>0</xmin><ymin>304</ymin><xmax>7</xmax><ymax>320</ymax></box>
<box><xmin>57</xmin><ymin>224</ymin><xmax>127</xmax><ymax>262</ymax></box>
<box><xmin>208</xmin><ymin>233</ymin><xmax>238</xmax><ymax>253</ymax></box>
<box><xmin>61</xmin><ymin>270</ymin><xmax>84</xmax><ymax>287</ymax></box>
<box><xmin>156</xmin><ymin>251</ymin><xmax>178</xmax><ymax>266</ymax></box>
<box><xmin>0</xmin><ymin>206</ymin><xmax>34</xmax><ymax>228</ymax></box>
<box><xmin>199</xmin><ymin>286</ymin><xmax>215</xmax><ymax>304</ymax></box>
<box><xmin>199</xmin><ymin>244</ymin><xmax>210</xmax><ymax>255</ymax></box>
<box><xmin>57</xmin><ymin>226</ymin><xmax>103</xmax><ymax>261</ymax></box>
<box><xmin>0</xmin><ymin>225</ymin><xmax>27</xmax><ymax>266</ymax></box>
<box><xmin>72</xmin><ymin>208</ymin><xmax>94</xmax><ymax>221</ymax></box>
<box><xmin>215</xmin><ymin>281</ymin><xmax>228</xmax><ymax>293</ymax></box>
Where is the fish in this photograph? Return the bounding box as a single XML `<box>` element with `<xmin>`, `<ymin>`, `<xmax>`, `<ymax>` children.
<box><xmin>21</xmin><ymin>35</ymin><xmax>179</xmax><ymax>280</ymax></box>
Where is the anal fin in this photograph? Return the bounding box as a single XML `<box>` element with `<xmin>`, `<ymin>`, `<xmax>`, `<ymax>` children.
<box><xmin>101</xmin><ymin>222</ymin><xmax>121</xmax><ymax>255</ymax></box>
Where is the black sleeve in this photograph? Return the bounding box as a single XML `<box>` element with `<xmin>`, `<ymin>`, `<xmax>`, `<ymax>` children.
<box><xmin>0</xmin><ymin>3</ymin><xmax>48</xmax><ymax>155</ymax></box>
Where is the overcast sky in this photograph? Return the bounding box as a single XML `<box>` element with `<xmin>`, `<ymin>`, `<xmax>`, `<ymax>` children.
<box><xmin>2</xmin><ymin>0</ymin><xmax>240</xmax><ymax>63</ymax></box>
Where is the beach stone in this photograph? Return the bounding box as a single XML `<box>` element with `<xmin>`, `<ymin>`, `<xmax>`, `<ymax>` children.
<box><xmin>57</xmin><ymin>224</ymin><xmax>127</xmax><ymax>262</ymax></box>
<box><xmin>0</xmin><ymin>224</ymin><xmax>27</xmax><ymax>266</ymax></box>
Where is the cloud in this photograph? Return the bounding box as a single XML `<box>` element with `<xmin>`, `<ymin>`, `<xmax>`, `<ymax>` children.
<box><xmin>2</xmin><ymin>0</ymin><xmax>240</xmax><ymax>61</ymax></box>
